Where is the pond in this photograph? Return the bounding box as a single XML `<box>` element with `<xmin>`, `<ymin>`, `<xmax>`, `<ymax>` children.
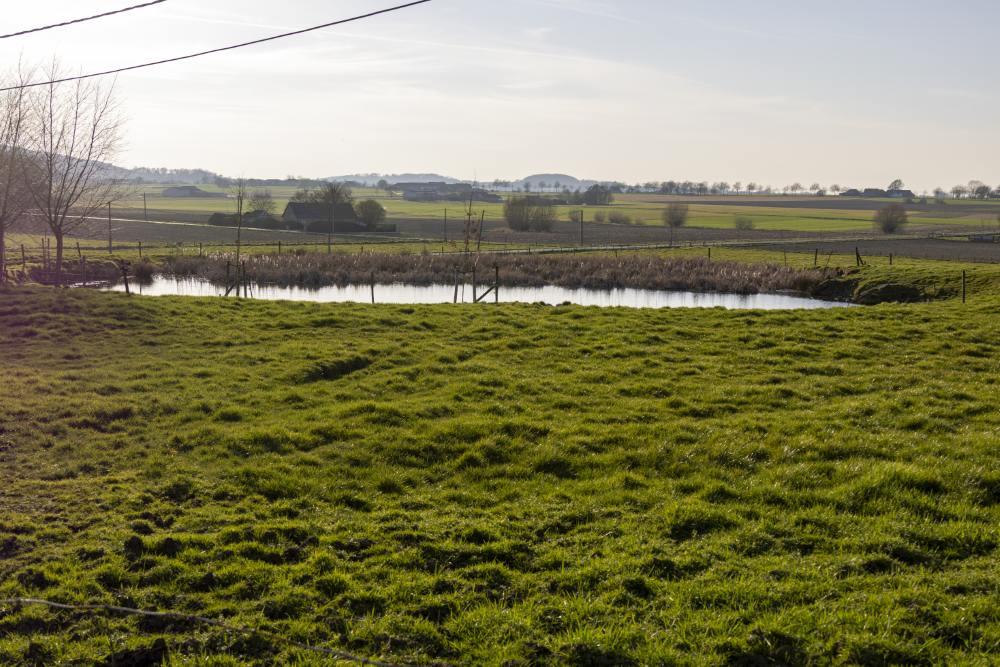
<box><xmin>105</xmin><ymin>277</ymin><xmax>854</xmax><ymax>310</ymax></box>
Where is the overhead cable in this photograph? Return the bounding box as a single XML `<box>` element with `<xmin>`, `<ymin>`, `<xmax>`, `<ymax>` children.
<box><xmin>0</xmin><ymin>0</ymin><xmax>434</xmax><ymax>92</ymax></box>
<box><xmin>0</xmin><ymin>1</ymin><xmax>169</xmax><ymax>40</ymax></box>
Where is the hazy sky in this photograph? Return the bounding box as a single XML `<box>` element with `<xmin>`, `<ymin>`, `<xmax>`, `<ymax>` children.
<box><xmin>2</xmin><ymin>0</ymin><xmax>998</xmax><ymax>191</ymax></box>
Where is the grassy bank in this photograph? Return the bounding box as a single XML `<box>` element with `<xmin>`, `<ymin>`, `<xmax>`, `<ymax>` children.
<box><xmin>1</xmin><ymin>287</ymin><xmax>998</xmax><ymax>665</ymax></box>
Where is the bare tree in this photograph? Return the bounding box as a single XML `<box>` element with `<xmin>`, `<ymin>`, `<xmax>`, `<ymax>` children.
<box><xmin>24</xmin><ymin>66</ymin><xmax>124</xmax><ymax>282</ymax></box>
<box><xmin>0</xmin><ymin>69</ymin><xmax>31</xmax><ymax>283</ymax></box>
<box><xmin>233</xmin><ymin>178</ymin><xmax>248</xmax><ymax>269</ymax></box>
<box><xmin>662</xmin><ymin>203</ymin><xmax>689</xmax><ymax>247</ymax></box>
<box><xmin>875</xmin><ymin>203</ymin><xmax>907</xmax><ymax>233</ymax></box>
<box><xmin>248</xmin><ymin>189</ymin><xmax>275</xmax><ymax>216</ymax></box>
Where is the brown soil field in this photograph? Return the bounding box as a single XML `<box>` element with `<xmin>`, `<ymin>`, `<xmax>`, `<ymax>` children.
<box><xmin>753</xmin><ymin>238</ymin><xmax>1000</xmax><ymax>263</ymax></box>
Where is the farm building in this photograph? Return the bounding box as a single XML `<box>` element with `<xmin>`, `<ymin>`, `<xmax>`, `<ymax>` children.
<box><xmin>281</xmin><ymin>203</ymin><xmax>365</xmax><ymax>233</ymax></box>
<box><xmin>840</xmin><ymin>189</ymin><xmax>863</xmax><ymax>197</ymax></box>
<box><xmin>397</xmin><ymin>182</ymin><xmax>502</xmax><ymax>203</ymax></box>
<box><xmin>887</xmin><ymin>189</ymin><xmax>916</xmax><ymax>199</ymax></box>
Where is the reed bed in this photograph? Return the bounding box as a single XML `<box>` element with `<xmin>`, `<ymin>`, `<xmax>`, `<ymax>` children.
<box><xmin>161</xmin><ymin>252</ymin><xmax>839</xmax><ymax>295</ymax></box>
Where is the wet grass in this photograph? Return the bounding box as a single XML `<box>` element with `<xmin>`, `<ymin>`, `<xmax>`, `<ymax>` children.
<box><xmin>0</xmin><ymin>285</ymin><xmax>998</xmax><ymax>665</ymax></box>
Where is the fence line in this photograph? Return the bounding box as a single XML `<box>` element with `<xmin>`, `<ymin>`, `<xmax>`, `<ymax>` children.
<box><xmin>0</xmin><ymin>597</ymin><xmax>416</xmax><ymax>667</ymax></box>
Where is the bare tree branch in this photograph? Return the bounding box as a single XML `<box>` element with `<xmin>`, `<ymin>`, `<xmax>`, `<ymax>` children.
<box><xmin>23</xmin><ymin>61</ymin><xmax>125</xmax><ymax>282</ymax></box>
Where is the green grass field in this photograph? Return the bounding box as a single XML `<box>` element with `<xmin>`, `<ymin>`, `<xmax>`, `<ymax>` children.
<box><xmin>116</xmin><ymin>186</ymin><xmax>1000</xmax><ymax>234</ymax></box>
<box><xmin>1</xmin><ymin>264</ymin><xmax>998</xmax><ymax>664</ymax></box>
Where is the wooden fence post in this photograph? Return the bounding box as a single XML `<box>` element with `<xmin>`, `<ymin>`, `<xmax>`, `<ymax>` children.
<box><xmin>495</xmin><ymin>265</ymin><xmax>499</xmax><ymax>304</ymax></box>
<box><xmin>962</xmin><ymin>270</ymin><xmax>967</xmax><ymax>304</ymax></box>
<box><xmin>371</xmin><ymin>271</ymin><xmax>375</xmax><ymax>305</ymax></box>
<box><xmin>120</xmin><ymin>263</ymin><xmax>131</xmax><ymax>295</ymax></box>
<box><xmin>138</xmin><ymin>241</ymin><xmax>143</xmax><ymax>259</ymax></box>
<box><xmin>453</xmin><ymin>269</ymin><xmax>459</xmax><ymax>304</ymax></box>
<box><xmin>472</xmin><ymin>267</ymin><xmax>477</xmax><ymax>302</ymax></box>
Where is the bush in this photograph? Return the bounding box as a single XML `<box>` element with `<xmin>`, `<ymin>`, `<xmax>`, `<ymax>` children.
<box><xmin>593</xmin><ymin>211</ymin><xmax>607</xmax><ymax>224</ymax></box>
<box><xmin>608</xmin><ymin>212</ymin><xmax>632</xmax><ymax>225</ymax></box>
<box><xmin>734</xmin><ymin>216</ymin><xmax>754</xmax><ymax>231</ymax></box>
<box><xmin>503</xmin><ymin>197</ymin><xmax>556</xmax><ymax>232</ymax></box>
<box><xmin>874</xmin><ymin>204</ymin><xmax>908</xmax><ymax>233</ymax></box>
<box><xmin>356</xmin><ymin>199</ymin><xmax>387</xmax><ymax>231</ymax></box>
<box><xmin>662</xmin><ymin>203</ymin><xmax>689</xmax><ymax>228</ymax></box>
<box><xmin>567</xmin><ymin>211</ymin><xmax>583</xmax><ymax>223</ymax></box>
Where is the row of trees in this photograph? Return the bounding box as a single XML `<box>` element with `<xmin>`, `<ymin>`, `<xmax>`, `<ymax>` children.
<box><xmin>942</xmin><ymin>181</ymin><xmax>999</xmax><ymax>200</ymax></box>
<box><xmin>492</xmin><ymin>179</ymin><xmax>1000</xmax><ymax>200</ymax></box>
<box><xmin>0</xmin><ymin>66</ymin><xmax>124</xmax><ymax>282</ymax></box>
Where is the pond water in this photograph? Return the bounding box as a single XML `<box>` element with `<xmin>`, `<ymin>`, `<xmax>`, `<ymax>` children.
<box><xmin>105</xmin><ymin>277</ymin><xmax>854</xmax><ymax>310</ymax></box>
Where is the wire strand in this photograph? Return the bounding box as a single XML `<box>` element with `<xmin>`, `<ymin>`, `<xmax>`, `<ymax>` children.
<box><xmin>0</xmin><ymin>1</ymin><xmax>169</xmax><ymax>40</ymax></box>
<box><xmin>0</xmin><ymin>0</ymin><xmax>434</xmax><ymax>92</ymax></box>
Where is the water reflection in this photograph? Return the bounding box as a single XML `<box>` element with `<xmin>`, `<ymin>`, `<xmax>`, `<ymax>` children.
<box><xmin>106</xmin><ymin>277</ymin><xmax>854</xmax><ymax>310</ymax></box>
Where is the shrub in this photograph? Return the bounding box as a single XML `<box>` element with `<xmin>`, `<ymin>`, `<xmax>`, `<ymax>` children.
<box><xmin>356</xmin><ymin>199</ymin><xmax>387</xmax><ymax>231</ymax></box>
<box><xmin>593</xmin><ymin>211</ymin><xmax>607</xmax><ymax>223</ymax></box>
<box><xmin>503</xmin><ymin>197</ymin><xmax>556</xmax><ymax>232</ymax></box>
<box><xmin>133</xmin><ymin>260</ymin><xmax>156</xmax><ymax>283</ymax></box>
<box><xmin>734</xmin><ymin>216</ymin><xmax>755</xmax><ymax>231</ymax></box>
<box><xmin>608</xmin><ymin>212</ymin><xmax>632</xmax><ymax>225</ymax></box>
<box><xmin>874</xmin><ymin>203</ymin><xmax>908</xmax><ymax>233</ymax></box>
<box><xmin>567</xmin><ymin>210</ymin><xmax>583</xmax><ymax>223</ymax></box>
<box><xmin>662</xmin><ymin>203</ymin><xmax>689</xmax><ymax>229</ymax></box>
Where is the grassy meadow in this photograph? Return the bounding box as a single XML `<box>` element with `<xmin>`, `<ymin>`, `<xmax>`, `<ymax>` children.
<box><xmin>116</xmin><ymin>186</ymin><xmax>1000</xmax><ymax>234</ymax></box>
<box><xmin>1</xmin><ymin>264</ymin><xmax>998</xmax><ymax>664</ymax></box>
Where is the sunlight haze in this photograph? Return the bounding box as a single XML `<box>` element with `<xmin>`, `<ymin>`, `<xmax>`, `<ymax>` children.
<box><xmin>2</xmin><ymin>0</ymin><xmax>997</xmax><ymax>191</ymax></box>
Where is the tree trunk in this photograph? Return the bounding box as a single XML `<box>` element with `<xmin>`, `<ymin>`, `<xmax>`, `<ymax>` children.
<box><xmin>54</xmin><ymin>232</ymin><xmax>65</xmax><ymax>285</ymax></box>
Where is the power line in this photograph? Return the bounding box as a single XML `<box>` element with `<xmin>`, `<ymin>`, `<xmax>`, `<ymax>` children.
<box><xmin>0</xmin><ymin>1</ymin><xmax>168</xmax><ymax>40</ymax></box>
<box><xmin>0</xmin><ymin>0</ymin><xmax>434</xmax><ymax>92</ymax></box>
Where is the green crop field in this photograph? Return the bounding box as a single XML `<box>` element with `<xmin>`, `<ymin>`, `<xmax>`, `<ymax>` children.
<box><xmin>115</xmin><ymin>186</ymin><xmax>1000</xmax><ymax>235</ymax></box>
<box><xmin>1</xmin><ymin>261</ymin><xmax>998</xmax><ymax>665</ymax></box>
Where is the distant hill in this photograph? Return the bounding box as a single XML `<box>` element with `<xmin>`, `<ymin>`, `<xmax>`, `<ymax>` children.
<box><xmin>329</xmin><ymin>173</ymin><xmax>463</xmax><ymax>186</ymax></box>
<box><xmin>513</xmin><ymin>174</ymin><xmax>598</xmax><ymax>192</ymax></box>
<box><xmin>162</xmin><ymin>185</ymin><xmax>228</xmax><ymax>199</ymax></box>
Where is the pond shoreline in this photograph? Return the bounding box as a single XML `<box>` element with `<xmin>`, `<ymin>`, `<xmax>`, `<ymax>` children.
<box><xmin>104</xmin><ymin>276</ymin><xmax>856</xmax><ymax>310</ymax></box>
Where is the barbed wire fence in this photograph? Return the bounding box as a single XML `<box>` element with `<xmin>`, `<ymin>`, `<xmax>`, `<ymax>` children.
<box><xmin>0</xmin><ymin>597</ymin><xmax>425</xmax><ymax>667</ymax></box>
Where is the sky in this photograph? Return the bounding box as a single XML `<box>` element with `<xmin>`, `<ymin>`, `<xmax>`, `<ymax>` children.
<box><xmin>1</xmin><ymin>0</ymin><xmax>998</xmax><ymax>192</ymax></box>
